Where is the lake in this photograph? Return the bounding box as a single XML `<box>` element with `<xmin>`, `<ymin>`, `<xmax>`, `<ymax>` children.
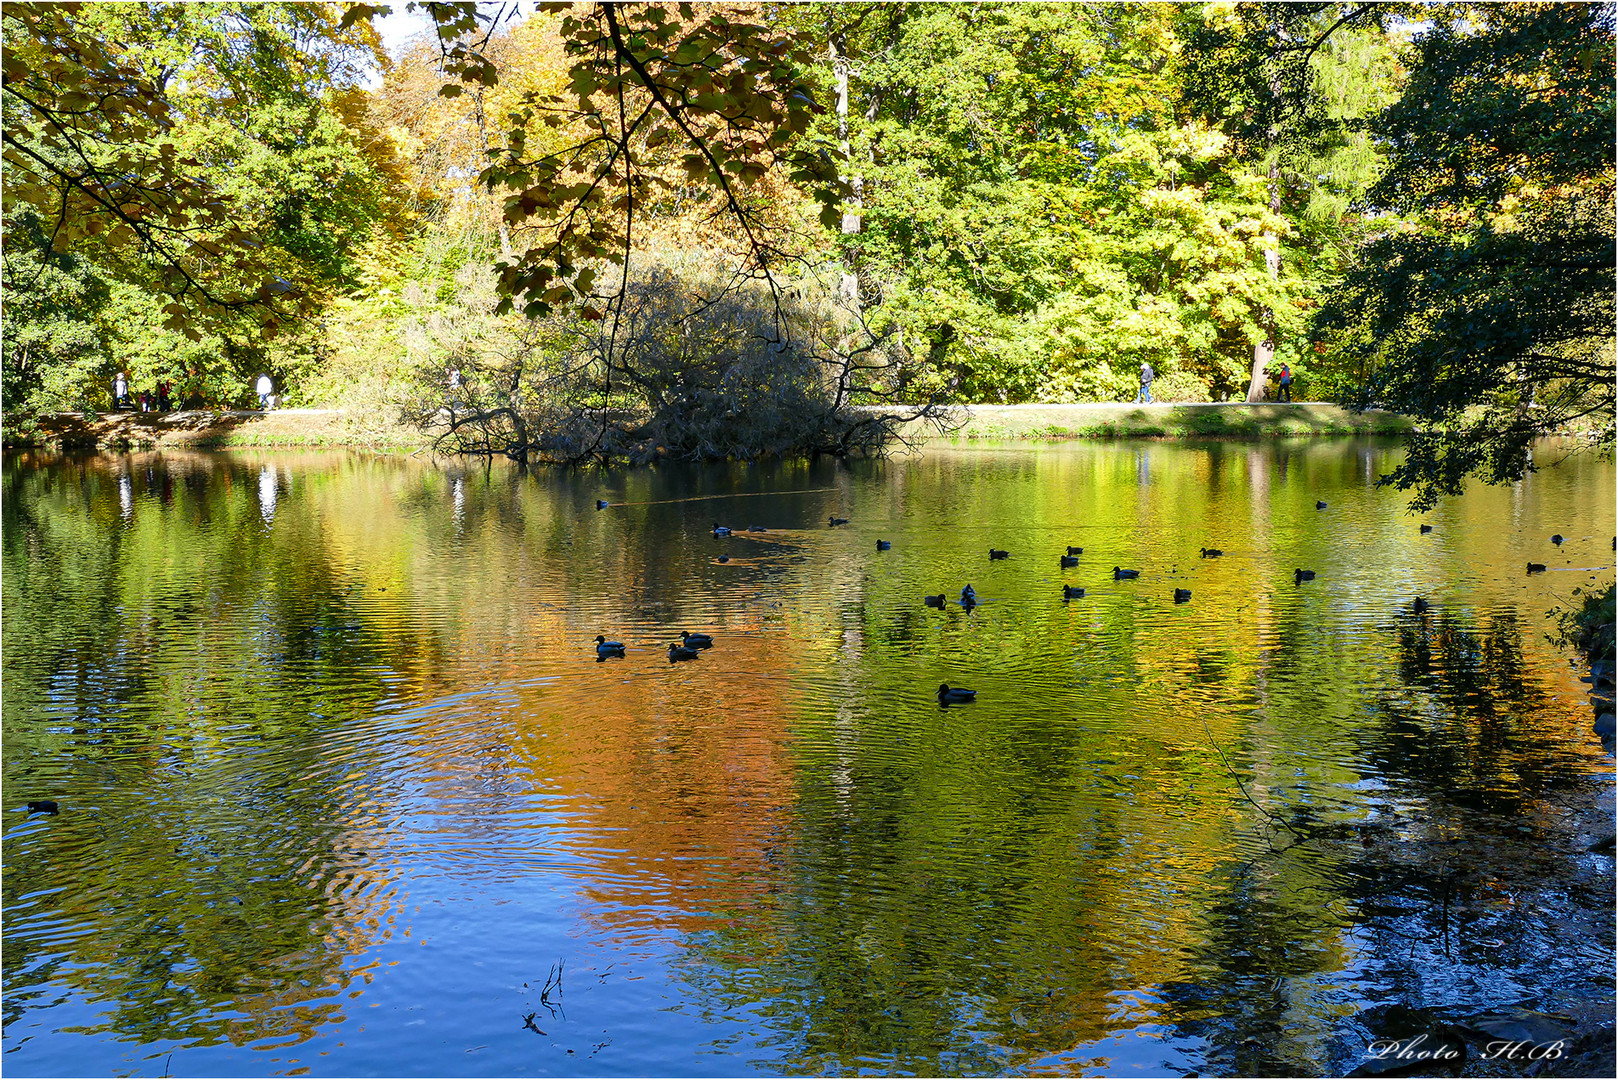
<box><xmin>2</xmin><ymin>439</ymin><xmax>1613</xmax><ymax>1077</ymax></box>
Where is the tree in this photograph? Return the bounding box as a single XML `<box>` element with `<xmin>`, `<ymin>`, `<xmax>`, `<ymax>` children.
<box><xmin>786</xmin><ymin>3</ymin><xmax>1332</xmax><ymax>403</ymax></box>
<box><xmin>1317</xmin><ymin>2</ymin><xmax>1615</xmax><ymax>509</ymax></box>
<box><xmin>1181</xmin><ymin>2</ymin><xmax>1404</xmax><ymax>402</ymax></box>
<box><xmin>2</xmin><ymin>2</ymin><xmax>404</xmax><ymax>415</ymax></box>
<box><xmin>1</xmin><ymin>2</ymin><xmax>385</xmax><ymax>334</ymax></box>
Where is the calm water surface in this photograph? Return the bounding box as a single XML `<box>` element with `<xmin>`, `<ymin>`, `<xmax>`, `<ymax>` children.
<box><xmin>2</xmin><ymin>440</ymin><xmax>1613</xmax><ymax>1077</ymax></box>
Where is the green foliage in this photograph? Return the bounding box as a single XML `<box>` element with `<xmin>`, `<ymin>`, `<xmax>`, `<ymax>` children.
<box><xmin>803</xmin><ymin>3</ymin><xmax>1358</xmax><ymax>405</ymax></box>
<box><xmin>1317</xmin><ymin>2</ymin><xmax>1616</xmax><ymax>509</ymax></box>
<box><xmin>2</xmin><ymin>1</ymin><xmax>400</xmax><ymax>422</ymax></box>
<box><xmin>1</xmin><ymin>208</ymin><xmax>111</xmax><ymax>412</ymax></box>
<box><xmin>1549</xmin><ymin>584</ymin><xmax>1617</xmax><ymax>666</ymax></box>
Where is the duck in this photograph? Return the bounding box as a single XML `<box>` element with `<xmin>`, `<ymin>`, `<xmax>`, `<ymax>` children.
<box><xmin>1066</xmin><ymin>546</ymin><xmax>1084</xmax><ymax>556</ymax></box>
<box><xmin>1295</xmin><ymin>568</ymin><xmax>1316</xmax><ymax>583</ymax></box>
<box><xmin>1316</xmin><ymin>501</ymin><xmax>1328</xmax><ymax>510</ymax></box>
<box><xmin>1174</xmin><ymin>589</ymin><xmax>1192</xmax><ymax>603</ymax></box>
<box><xmin>1060</xmin><ymin>554</ymin><xmax>1079</xmax><ymax>568</ymax></box>
<box><xmin>1526</xmin><ymin>562</ymin><xmax>1547</xmax><ymax>574</ymax></box>
<box><xmin>1062</xmin><ymin>585</ymin><xmax>1085</xmax><ymax>599</ymax></box>
<box><xmin>1551</xmin><ymin>534</ymin><xmax>1565</xmax><ymax>545</ymax></box>
<box><xmin>924</xmin><ymin>594</ymin><xmax>946</xmax><ymax>608</ymax></box>
<box><xmin>668</xmin><ymin>643</ymin><xmax>702</xmax><ymax>662</ymax></box>
<box><xmin>960</xmin><ymin>584</ymin><xmax>977</xmax><ymax>605</ymax></box>
<box><xmin>877</xmin><ymin>539</ymin><xmax>891</xmax><ymax>550</ymax></box>
<box><xmin>680</xmin><ymin>631</ymin><xmax>714</xmax><ymax>649</ymax></box>
<box><xmin>594</xmin><ymin>634</ymin><xmax>626</xmax><ymax>658</ymax></box>
<box><xmin>988</xmin><ymin>548</ymin><xmax>1009</xmax><ymax>560</ymax></box>
<box><xmin>829</xmin><ymin>516</ymin><xmax>849</xmax><ymax>526</ymax></box>
<box><xmin>1412</xmin><ymin>597</ymin><xmax>1430</xmax><ymax>613</ymax></box>
<box><xmin>1200</xmin><ymin>547</ymin><xmax>1223</xmax><ymax>558</ymax></box>
<box><xmin>1419</xmin><ymin>524</ymin><xmax>1433</xmax><ymax>534</ymax></box>
<box><xmin>596</xmin><ymin>499</ymin><xmax>610</xmax><ymax>510</ymax></box>
<box><xmin>717</xmin><ymin>555</ymin><xmax>730</xmax><ymax>563</ymax></box>
<box><xmin>937</xmin><ymin>683</ymin><xmax>977</xmax><ymax>704</ymax></box>
<box><xmin>712</xmin><ymin>522</ymin><xmax>732</xmax><ymax>536</ymax></box>
<box><xmin>748</xmin><ymin>525</ymin><xmax>767</xmax><ymax>532</ymax></box>
<box><xmin>1113</xmin><ymin>566</ymin><xmax>1140</xmax><ymax>579</ymax></box>
<box><xmin>25</xmin><ymin>800</ymin><xmax>58</xmax><ymax>815</ymax></box>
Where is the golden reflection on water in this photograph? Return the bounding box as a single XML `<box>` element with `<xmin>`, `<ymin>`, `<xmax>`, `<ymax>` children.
<box><xmin>2</xmin><ymin>441</ymin><xmax>1612</xmax><ymax>1076</ymax></box>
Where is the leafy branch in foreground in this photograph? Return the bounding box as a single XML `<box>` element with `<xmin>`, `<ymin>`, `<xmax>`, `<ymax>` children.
<box><xmin>481</xmin><ymin>1</ymin><xmax>843</xmax><ymax>326</ymax></box>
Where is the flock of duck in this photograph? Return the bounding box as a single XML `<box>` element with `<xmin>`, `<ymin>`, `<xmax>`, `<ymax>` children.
<box><xmin>591</xmin><ymin>501</ymin><xmax>1587</xmax><ymax>707</ymax></box>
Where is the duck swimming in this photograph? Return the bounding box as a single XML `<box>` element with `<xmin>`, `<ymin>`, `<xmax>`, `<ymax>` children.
<box><xmin>1174</xmin><ymin>589</ymin><xmax>1192</xmax><ymax>603</ymax></box>
<box><xmin>829</xmin><ymin>516</ymin><xmax>849</xmax><ymax>526</ymax></box>
<box><xmin>680</xmin><ymin>631</ymin><xmax>713</xmax><ymax>649</ymax></box>
<box><xmin>924</xmin><ymin>594</ymin><xmax>946</xmax><ymax>608</ymax></box>
<box><xmin>1200</xmin><ymin>548</ymin><xmax>1223</xmax><ymax>558</ymax></box>
<box><xmin>1113</xmin><ymin>567</ymin><xmax>1140</xmax><ymax>579</ymax></box>
<box><xmin>1419</xmin><ymin>524</ymin><xmax>1433</xmax><ymax>534</ymax></box>
<box><xmin>712</xmin><ymin>522</ymin><xmax>732</xmax><ymax>536</ymax></box>
<box><xmin>877</xmin><ymin>540</ymin><xmax>891</xmax><ymax>550</ymax></box>
<box><xmin>960</xmin><ymin>584</ymin><xmax>977</xmax><ymax>606</ymax></box>
<box><xmin>25</xmin><ymin>800</ymin><xmax>58</xmax><ymax>815</ymax></box>
<box><xmin>937</xmin><ymin>683</ymin><xmax>977</xmax><ymax>704</ymax></box>
<box><xmin>594</xmin><ymin>634</ymin><xmax>626</xmax><ymax>658</ymax></box>
<box><xmin>1526</xmin><ymin>562</ymin><xmax>1547</xmax><ymax>574</ymax></box>
<box><xmin>1295</xmin><ymin>568</ymin><xmax>1316</xmax><ymax>582</ymax></box>
<box><xmin>717</xmin><ymin>555</ymin><xmax>730</xmax><ymax>563</ymax></box>
<box><xmin>1552</xmin><ymin>534</ymin><xmax>1565</xmax><ymax>545</ymax></box>
<box><xmin>1412</xmin><ymin>597</ymin><xmax>1430</xmax><ymax>613</ymax></box>
<box><xmin>1063</xmin><ymin>585</ymin><xmax>1085</xmax><ymax>599</ymax></box>
<box><xmin>1067</xmin><ymin>546</ymin><xmax>1084</xmax><ymax>556</ymax></box>
<box><xmin>989</xmin><ymin>549</ymin><xmax>1009</xmax><ymax>560</ymax></box>
<box><xmin>668</xmin><ymin>643</ymin><xmax>702</xmax><ymax>662</ymax></box>
<box><xmin>596</xmin><ymin>500</ymin><xmax>610</xmax><ymax>510</ymax></box>
<box><xmin>1316</xmin><ymin>501</ymin><xmax>1328</xmax><ymax>510</ymax></box>
<box><xmin>1060</xmin><ymin>554</ymin><xmax>1079</xmax><ymax>568</ymax></box>
<box><xmin>748</xmin><ymin>525</ymin><xmax>767</xmax><ymax>532</ymax></box>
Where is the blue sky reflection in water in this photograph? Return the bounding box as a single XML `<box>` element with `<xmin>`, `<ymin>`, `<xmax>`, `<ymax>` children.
<box><xmin>1</xmin><ymin>439</ymin><xmax>1613</xmax><ymax>1077</ymax></box>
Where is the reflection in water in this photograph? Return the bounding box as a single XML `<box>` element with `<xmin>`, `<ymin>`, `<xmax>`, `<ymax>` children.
<box><xmin>258</xmin><ymin>464</ymin><xmax>277</xmax><ymax>524</ymax></box>
<box><xmin>1</xmin><ymin>442</ymin><xmax>1611</xmax><ymax>1077</ymax></box>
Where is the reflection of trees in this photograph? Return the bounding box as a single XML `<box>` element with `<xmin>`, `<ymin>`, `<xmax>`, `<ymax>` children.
<box><xmin>4</xmin><ymin>440</ymin><xmax>1606</xmax><ymax>1072</ymax></box>
<box><xmin>1375</xmin><ymin>609</ymin><xmax>1564</xmax><ymax>813</ymax></box>
<box><xmin>1156</xmin><ymin>863</ymin><xmax>1353</xmax><ymax>1077</ymax></box>
<box><xmin>2</xmin><ymin>452</ymin><xmax>413</xmax><ymax>1048</ymax></box>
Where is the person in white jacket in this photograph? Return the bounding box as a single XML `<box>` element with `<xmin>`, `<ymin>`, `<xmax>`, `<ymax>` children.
<box><xmin>255</xmin><ymin>373</ymin><xmax>273</xmax><ymax>409</ymax></box>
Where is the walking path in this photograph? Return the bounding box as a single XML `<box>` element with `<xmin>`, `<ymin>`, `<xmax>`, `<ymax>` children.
<box><xmin>22</xmin><ymin>401</ymin><xmax>1413</xmax><ymax>451</ymax></box>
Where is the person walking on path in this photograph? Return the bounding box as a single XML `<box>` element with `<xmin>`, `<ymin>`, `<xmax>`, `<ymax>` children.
<box><xmin>1136</xmin><ymin>361</ymin><xmax>1154</xmax><ymax>404</ymax></box>
<box><xmin>1276</xmin><ymin>362</ymin><xmax>1293</xmax><ymax>402</ymax></box>
<box><xmin>114</xmin><ymin>371</ymin><xmax>129</xmax><ymax>410</ymax></box>
<box><xmin>255</xmin><ymin>372</ymin><xmax>274</xmax><ymax>410</ymax></box>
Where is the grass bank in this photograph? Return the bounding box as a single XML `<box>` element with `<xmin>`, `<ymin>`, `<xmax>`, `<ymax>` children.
<box><xmin>18</xmin><ymin>408</ymin><xmax>425</xmax><ymax>452</ymax></box>
<box><xmin>16</xmin><ymin>401</ymin><xmax>1413</xmax><ymax>453</ymax></box>
<box><xmin>892</xmin><ymin>402</ymin><xmax>1416</xmax><ymax>441</ymax></box>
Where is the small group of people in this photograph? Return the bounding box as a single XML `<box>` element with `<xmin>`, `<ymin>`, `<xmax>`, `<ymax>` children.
<box><xmin>112</xmin><ymin>372</ymin><xmax>173</xmax><ymax>412</ymax></box>
<box><xmin>111</xmin><ymin>371</ymin><xmax>280</xmax><ymax>411</ymax></box>
<box><xmin>1133</xmin><ymin>359</ymin><xmax>1295</xmax><ymax>403</ymax></box>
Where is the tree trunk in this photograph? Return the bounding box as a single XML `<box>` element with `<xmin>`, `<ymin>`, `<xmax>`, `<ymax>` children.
<box><xmin>1246</xmin><ymin>158</ymin><xmax>1283</xmax><ymax>403</ymax></box>
<box><xmin>830</xmin><ymin>29</ymin><xmax>861</xmax><ymax>311</ymax></box>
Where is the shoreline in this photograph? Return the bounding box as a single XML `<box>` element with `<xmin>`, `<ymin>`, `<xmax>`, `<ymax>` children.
<box><xmin>8</xmin><ymin>401</ymin><xmax>1416</xmax><ymax>453</ymax></box>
